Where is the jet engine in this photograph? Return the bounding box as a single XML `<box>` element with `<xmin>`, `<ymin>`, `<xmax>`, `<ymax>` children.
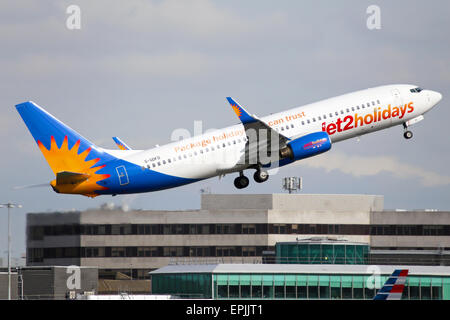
<box><xmin>279</xmin><ymin>131</ymin><xmax>331</xmax><ymax>161</ymax></box>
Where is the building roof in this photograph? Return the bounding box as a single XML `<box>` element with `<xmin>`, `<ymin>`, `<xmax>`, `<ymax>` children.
<box><xmin>201</xmin><ymin>193</ymin><xmax>384</xmax><ymax>212</ymax></box>
<box><xmin>150</xmin><ymin>264</ymin><xmax>450</xmax><ymax>276</ymax></box>
<box><xmin>278</xmin><ymin>237</ymin><xmax>369</xmax><ymax>246</ymax></box>
<box><xmin>371</xmin><ymin>250</ymin><xmax>450</xmax><ymax>256</ymax></box>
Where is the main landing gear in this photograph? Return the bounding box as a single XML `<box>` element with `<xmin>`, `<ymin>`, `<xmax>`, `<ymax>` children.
<box><xmin>234</xmin><ymin>172</ymin><xmax>249</xmax><ymax>189</ymax></box>
<box><xmin>234</xmin><ymin>168</ymin><xmax>269</xmax><ymax>189</ymax></box>
<box><xmin>403</xmin><ymin>123</ymin><xmax>413</xmax><ymax>140</ymax></box>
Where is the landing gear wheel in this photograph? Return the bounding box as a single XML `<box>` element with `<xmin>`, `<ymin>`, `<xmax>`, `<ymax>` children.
<box><xmin>234</xmin><ymin>175</ymin><xmax>250</xmax><ymax>189</ymax></box>
<box><xmin>403</xmin><ymin>130</ymin><xmax>413</xmax><ymax>139</ymax></box>
<box><xmin>254</xmin><ymin>170</ymin><xmax>269</xmax><ymax>183</ymax></box>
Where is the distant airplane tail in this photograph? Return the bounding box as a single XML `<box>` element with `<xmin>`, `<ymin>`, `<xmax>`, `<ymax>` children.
<box><xmin>373</xmin><ymin>269</ymin><xmax>409</xmax><ymax>300</ymax></box>
<box><xmin>15</xmin><ymin>101</ymin><xmax>115</xmax><ymax>197</ymax></box>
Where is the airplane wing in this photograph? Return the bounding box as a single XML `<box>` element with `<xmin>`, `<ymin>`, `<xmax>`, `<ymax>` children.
<box><xmin>226</xmin><ymin>97</ymin><xmax>289</xmax><ymax>166</ymax></box>
<box><xmin>373</xmin><ymin>269</ymin><xmax>409</xmax><ymax>300</ymax></box>
<box><xmin>112</xmin><ymin>137</ymin><xmax>132</xmax><ymax>150</ymax></box>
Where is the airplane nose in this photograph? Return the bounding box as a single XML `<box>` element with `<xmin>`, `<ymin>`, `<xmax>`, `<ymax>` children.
<box><xmin>430</xmin><ymin>90</ymin><xmax>442</xmax><ymax>105</ymax></box>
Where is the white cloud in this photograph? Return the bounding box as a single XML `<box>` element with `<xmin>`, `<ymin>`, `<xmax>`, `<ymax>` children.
<box><xmin>298</xmin><ymin>151</ymin><xmax>450</xmax><ymax>187</ymax></box>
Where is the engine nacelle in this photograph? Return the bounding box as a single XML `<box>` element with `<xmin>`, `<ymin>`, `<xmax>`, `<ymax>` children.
<box><xmin>279</xmin><ymin>131</ymin><xmax>331</xmax><ymax>161</ymax></box>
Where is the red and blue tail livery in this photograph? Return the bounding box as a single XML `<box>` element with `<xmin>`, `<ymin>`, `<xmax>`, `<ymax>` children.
<box><xmin>373</xmin><ymin>269</ymin><xmax>409</xmax><ymax>300</ymax></box>
<box><xmin>15</xmin><ymin>84</ymin><xmax>441</xmax><ymax>197</ymax></box>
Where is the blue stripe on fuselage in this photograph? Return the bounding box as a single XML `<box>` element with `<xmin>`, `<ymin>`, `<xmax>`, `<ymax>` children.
<box><xmin>95</xmin><ymin>159</ymin><xmax>199</xmax><ymax>195</ymax></box>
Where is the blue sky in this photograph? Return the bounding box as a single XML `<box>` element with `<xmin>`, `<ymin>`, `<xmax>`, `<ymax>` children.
<box><xmin>0</xmin><ymin>0</ymin><xmax>449</xmax><ymax>260</ymax></box>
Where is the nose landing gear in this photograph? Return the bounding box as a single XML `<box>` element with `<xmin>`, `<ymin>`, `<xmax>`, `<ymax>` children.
<box><xmin>403</xmin><ymin>131</ymin><xmax>413</xmax><ymax>139</ymax></box>
<box><xmin>253</xmin><ymin>169</ymin><xmax>269</xmax><ymax>183</ymax></box>
<box><xmin>403</xmin><ymin>123</ymin><xmax>413</xmax><ymax>140</ymax></box>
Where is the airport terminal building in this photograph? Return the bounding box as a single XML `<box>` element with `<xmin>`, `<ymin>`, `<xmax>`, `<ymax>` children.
<box><xmin>26</xmin><ymin>194</ymin><xmax>450</xmax><ymax>280</ymax></box>
<box><xmin>150</xmin><ymin>264</ymin><xmax>450</xmax><ymax>300</ymax></box>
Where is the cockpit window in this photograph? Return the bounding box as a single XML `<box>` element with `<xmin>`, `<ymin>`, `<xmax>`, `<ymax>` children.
<box><xmin>410</xmin><ymin>87</ymin><xmax>423</xmax><ymax>93</ymax></box>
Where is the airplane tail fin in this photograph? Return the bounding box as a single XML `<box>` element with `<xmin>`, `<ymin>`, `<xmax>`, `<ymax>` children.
<box><xmin>373</xmin><ymin>269</ymin><xmax>408</xmax><ymax>300</ymax></box>
<box><xmin>226</xmin><ymin>97</ymin><xmax>257</xmax><ymax>124</ymax></box>
<box><xmin>112</xmin><ymin>137</ymin><xmax>132</xmax><ymax>150</ymax></box>
<box><xmin>15</xmin><ymin>101</ymin><xmax>114</xmax><ymax>196</ymax></box>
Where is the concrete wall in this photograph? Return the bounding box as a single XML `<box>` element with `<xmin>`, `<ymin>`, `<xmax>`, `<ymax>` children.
<box><xmin>202</xmin><ymin>194</ymin><xmax>274</xmax><ymax>210</ymax></box>
<box><xmin>25</xmin><ymin>194</ymin><xmax>450</xmax><ymax>274</ymax></box>
<box><xmin>22</xmin><ymin>268</ymin><xmax>54</xmax><ymax>299</ymax></box>
<box><xmin>27</xmin><ymin>212</ymin><xmax>80</xmax><ymax>225</ymax></box>
<box><xmin>370</xmin><ymin>211</ymin><xmax>450</xmax><ymax>248</ymax></box>
<box><xmin>80</xmin><ymin>208</ymin><xmax>269</xmax><ymax>224</ymax></box>
<box><xmin>201</xmin><ymin>194</ymin><xmax>384</xmax><ymax>212</ymax></box>
<box><xmin>53</xmin><ymin>267</ymin><xmax>98</xmax><ymax>299</ymax></box>
<box><xmin>26</xmin><ymin>194</ymin><xmax>383</xmax><ymax>271</ymax></box>
<box><xmin>0</xmin><ymin>273</ymin><xmax>18</xmax><ymax>300</ymax></box>
<box><xmin>372</xmin><ymin>210</ymin><xmax>450</xmax><ymax>225</ymax></box>
<box><xmin>22</xmin><ymin>267</ymin><xmax>98</xmax><ymax>300</ymax></box>
<box><xmin>27</xmin><ymin>211</ymin><xmax>81</xmax><ymax>266</ymax></box>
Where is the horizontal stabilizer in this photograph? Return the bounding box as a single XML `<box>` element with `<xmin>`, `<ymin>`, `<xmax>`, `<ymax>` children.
<box><xmin>56</xmin><ymin>171</ymin><xmax>90</xmax><ymax>185</ymax></box>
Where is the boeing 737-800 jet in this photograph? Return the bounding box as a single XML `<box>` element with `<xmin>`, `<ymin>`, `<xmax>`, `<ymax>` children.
<box><xmin>16</xmin><ymin>84</ymin><xmax>442</xmax><ymax>197</ymax></box>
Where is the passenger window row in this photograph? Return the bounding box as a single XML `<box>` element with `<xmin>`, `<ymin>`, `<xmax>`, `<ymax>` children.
<box><xmin>145</xmin><ymin>137</ymin><xmax>248</xmax><ymax>169</ymax></box>
<box><xmin>148</xmin><ymin>98</ymin><xmax>383</xmax><ymax>169</ymax></box>
<box><xmin>296</xmin><ymin>99</ymin><xmax>381</xmax><ymax>126</ymax></box>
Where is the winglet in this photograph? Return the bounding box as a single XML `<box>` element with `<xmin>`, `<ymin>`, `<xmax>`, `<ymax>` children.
<box><xmin>112</xmin><ymin>137</ymin><xmax>132</xmax><ymax>150</ymax></box>
<box><xmin>373</xmin><ymin>269</ymin><xmax>409</xmax><ymax>300</ymax></box>
<box><xmin>226</xmin><ymin>97</ymin><xmax>257</xmax><ymax>124</ymax></box>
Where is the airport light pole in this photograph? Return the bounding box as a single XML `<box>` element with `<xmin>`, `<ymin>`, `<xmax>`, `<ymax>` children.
<box><xmin>0</xmin><ymin>202</ymin><xmax>22</xmax><ymax>300</ymax></box>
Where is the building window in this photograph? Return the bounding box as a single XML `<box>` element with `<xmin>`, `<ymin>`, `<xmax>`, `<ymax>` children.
<box><xmin>242</xmin><ymin>247</ymin><xmax>257</xmax><ymax>257</ymax></box>
<box><xmin>242</xmin><ymin>224</ymin><xmax>256</xmax><ymax>234</ymax></box>
<box><xmin>163</xmin><ymin>247</ymin><xmax>183</xmax><ymax>257</ymax></box>
<box><xmin>111</xmin><ymin>247</ymin><xmax>126</xmax><ymax>257</ymax></box>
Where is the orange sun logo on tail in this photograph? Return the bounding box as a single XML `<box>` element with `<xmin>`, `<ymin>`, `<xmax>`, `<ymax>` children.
<box><xmin>117</xmin><ymin>143</ymin><xmax>127</xmax><ymax>150</ymax></box>
<box><xmin>37</xmin><ymin>136</ymin><xmax>110</xmax><ymax>197</ymax></box>
<box><xmin>231</xmin><ymin>104</ymin><xmax>242</xmax><ymax>118</ymax></box>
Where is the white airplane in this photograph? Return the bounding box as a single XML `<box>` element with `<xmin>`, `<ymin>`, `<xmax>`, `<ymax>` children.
<box><xmin>16</xmin><ymin>84</ymin><xmax>442</xmax><ymax>197</ymax></box>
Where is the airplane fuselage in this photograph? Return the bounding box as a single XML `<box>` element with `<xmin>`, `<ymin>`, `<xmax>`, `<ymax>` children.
<box><xmin>98</xmin><ymin>84</ymin><xmax>441</xmax><ymax>195</ymax></box>
<box><xmin>15</xmin><ymin>84</ymin><xmax>442</xmax><ymax>197</ymax></box>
